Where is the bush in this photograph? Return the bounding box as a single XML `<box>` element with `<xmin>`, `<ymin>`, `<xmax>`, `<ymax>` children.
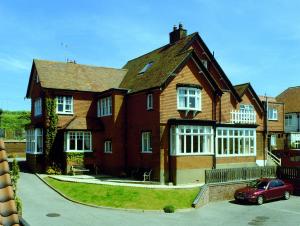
<box><xmin>163</xmin><ymin>205</ymin><xmax>175</xmax><ymax>213</ymax></box>
<box><xmin>16</xmin><ymin>196</ymin><xmax>22</xmax><ymax>216</ymax></box>
<box><xmin>46</xmin><ymin>165</ymin><xmax>62</xmax><ymax>175</ymax></box>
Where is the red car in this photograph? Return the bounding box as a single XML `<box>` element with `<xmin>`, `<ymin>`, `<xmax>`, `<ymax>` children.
<box><xmin>234</xmin><ymin>178</ymin><xmax>293</xmax><ymax>205</ymax></box>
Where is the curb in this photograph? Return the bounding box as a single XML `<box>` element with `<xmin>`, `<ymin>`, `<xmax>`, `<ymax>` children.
<box><xmin>35</xmin><ymin>174</ymin><xmax>196</xmax><ymax>213</ymax></box>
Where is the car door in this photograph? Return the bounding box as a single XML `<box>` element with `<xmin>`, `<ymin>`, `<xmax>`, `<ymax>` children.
<box><xmin>266</xmin><ymin>180</ymin><xmax>282</xmax><ymax>200</ymax></box>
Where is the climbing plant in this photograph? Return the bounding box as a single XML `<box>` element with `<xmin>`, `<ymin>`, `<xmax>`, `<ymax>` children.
<box><xmin>45</xmin><ymin>98</ymin><xmax>58</xmax><ymax>165</ymax></box>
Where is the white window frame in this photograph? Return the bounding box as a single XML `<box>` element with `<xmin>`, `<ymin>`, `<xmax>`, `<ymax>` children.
<box><xmin>268</xmin><ymin>107</ymin><xmax>278</xmax><ymax>120</ymax></box>
<box><xmin>240</xmin><ymin>104</ymin><xmax>254</xmax><ymax>112</ymax></box>
<box><xmin>34</xmin><ymin>98</ymin><xmax>42</xmax><ymax>116</ymax></box>
<box><xmin>56</xmin><ymin>96</ymin><xmax>73</xmax><ymax>114</ymax></box>
<box><xmin>285</xmin><ymin>114</ymin><xmax>293</xmax><ymax>127</ymax></box>
<box><xmin>147</xmin><ymin>94</ymin><xmax>153</xmax><ymax>110</ymax></box>
<box><xmin>97</xmin><ymin>96</ymin><xmax>112</xmax><ymax>117</ymax></box>
<box><xmin>104</xmin><ymin>140</ymin><xmax>112</xmax><ymax>153</ymax></box>
<box><xmin>170</xmin><ymin>125</ymin><xmax>214</xmax><ymax>156</ymax></box>
<box><xmin>177</xmin><ymin>87</ymin><xmax>201</xmax><ymax>111</ymax></box>
<box><xmin>26</xmin><ymin>128</ymin><xmax>43</xmax><ymax>154</ymax></box>
<box><xmin>142</xmin><ymin>132</ymin><xmax>152</xmax><ymax>153</ymax></box>
<box><xmin>216</xmin><ymin>127</ymin><xmax>256</xmax><ymax>157</ymax></box>
<box><xmin>64</xmin><ymin>131</ymin><xmax>92</xmax><ymax>152</ymax></box>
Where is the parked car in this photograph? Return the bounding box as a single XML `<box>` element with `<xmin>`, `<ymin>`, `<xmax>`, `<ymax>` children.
<box><xmin>234</xmin><ymin>178</ymin><xmax>294</xmax><ymax>205</ymax></box>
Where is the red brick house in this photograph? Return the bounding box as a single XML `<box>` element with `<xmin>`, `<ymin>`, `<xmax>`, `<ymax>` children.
<box><xmin>25</xmin><ymin>24</ymin><xmax>280</xmax><ymax>184</ymax></box>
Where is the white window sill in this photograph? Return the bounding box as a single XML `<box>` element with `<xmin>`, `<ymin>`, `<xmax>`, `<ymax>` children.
<box><xmin>170</xmin><ymin>153</ymin><xmax>214</xmax><ymax>156</ymax></box>
<box><xmin>216</xmin><ymin>154</ymin><xmax>256</xmax><ymax>157</ymax></box>
<box><xmin>26</xmin><ymin>152</ymin><xmax>43</xmax><ymax>155</ymax></box>
<box><xmin>64</xmin><ymin>150</ymin><xmax>93</xmax><ymax>153</ymax></box>
<box><xmin>268</xmin><ymin>119</ymin><xmax>278</xmax><ymax>121</ymax></box>
<box><xmin>57</xmin><ymin>112</ymin><xmax>74</xmax><ymax>115</ymax></box>
<box><xmin>98</xmin><ymin>114</ymin><xmax>112</xmax><ymax>117</ymax></box>
<box><xmin>104</xmin><ymin>151</ymin><xmax>112</xmax><ymax>154</ymax></box>
<box><xmin>141</xmin><ymin>151</ymin><xmax>152</xmax><ymax>154</ymax></box>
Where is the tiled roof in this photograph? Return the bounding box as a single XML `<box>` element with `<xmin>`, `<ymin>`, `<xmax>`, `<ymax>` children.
<box><xmin>26</xmin><ymin>60</ymin><xmax>127</xmax><ymax>97</ymax></box>
<box><xmin>277</xmin><ymin>86</ymin><xmax>300</xmax><ymax>113</ymax></box>
<box><xmin>258</xmin><ymin>95</ymin><xmax>278</xmax><ymax>103</ymax></box>
<box><xmin>57</xmin><ymin>116</ymin><xmax>103</xmax><ymax>130</ymax></box>
<box><xmin>119</xmin><ymin>33</ymin><xmax>196</xmax><ymax>92</ymax></box>
<box><xmin>0</xmin><ymin>140</ymin><xmax>19</xmax><ymax>226</ymax></box>
<box><xmin>234</xmin><ymin>83</ymin><xmax>249</xmax><ymax>97</ymax></box>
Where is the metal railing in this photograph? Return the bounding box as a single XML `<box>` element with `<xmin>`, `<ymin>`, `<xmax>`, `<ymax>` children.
<box><xmin>230</xmin><ymin>110</ymin><xmax>256</xmax><ymax>124</ymax></box>
<box><xmin>267</xmin><ymin>149</ymin><xmax>281</xmax><ymax>166</ymax></box>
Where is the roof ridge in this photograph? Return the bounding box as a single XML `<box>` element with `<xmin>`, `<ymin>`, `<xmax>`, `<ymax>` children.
<box><xmin>123</xmin><ymin>32</ymin><xmax>197</xmax><ymax>66</ymax></box>
<box><xmin>34</xmin><ymin>59</ymin><xmax>127</xmax><ymax>71</ymax></box>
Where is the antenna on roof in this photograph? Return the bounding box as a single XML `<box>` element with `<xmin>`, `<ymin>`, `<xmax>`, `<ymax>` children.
<box><xmin>60</xmin><ymin>42</ymin><xmax>77</xmax><ymax>63</ymax></box>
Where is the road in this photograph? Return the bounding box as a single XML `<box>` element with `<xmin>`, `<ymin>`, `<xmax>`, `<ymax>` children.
<box><xmin>19</xmin><ymin>172</ymin><xmax>300</xmax><ymax>226</ymax></box>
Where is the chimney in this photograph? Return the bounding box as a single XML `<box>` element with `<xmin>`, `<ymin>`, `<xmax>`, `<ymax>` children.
<box><xmin>169</xmin><ymin>23</ymin><xmax>187</xmax><ymax>44</ymax></box>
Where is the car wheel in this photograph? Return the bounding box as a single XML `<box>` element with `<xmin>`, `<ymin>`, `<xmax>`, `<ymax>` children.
<box><xmin>257</xmin><ymin>195</ymin><xmax>264</xmax><ymax>205</ymax></box>
<box><xmin>284</xmin><ymin>191</ymin><xmax>290</xmax><ymax>200</ymax></box>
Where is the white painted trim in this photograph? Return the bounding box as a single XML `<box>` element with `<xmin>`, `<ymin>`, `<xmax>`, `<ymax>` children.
<box><xmin>64</xmin><ymin>131</ymin><xmax>92</xmax><ymax>152</ymax></box>
<box><xmin>56</xmin><ymin>96</ymin><xmax>74</xmax><ymax>114</ymax></box>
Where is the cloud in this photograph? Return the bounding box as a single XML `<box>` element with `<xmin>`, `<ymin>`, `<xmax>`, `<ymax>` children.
<box><xmin>0</xmin><ymin>55</ymin><xmax>29</xmax><ymax>72</ymax></box>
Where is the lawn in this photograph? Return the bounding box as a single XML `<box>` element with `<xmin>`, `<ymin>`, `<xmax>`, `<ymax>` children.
<box><xmin>45</xmin><ymin>177</ymin><xmax>199</xmax><ymax>210</ymax></box>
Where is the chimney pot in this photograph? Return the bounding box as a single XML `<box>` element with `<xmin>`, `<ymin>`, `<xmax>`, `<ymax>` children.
<box><xmin>169</xmin><ymin>23</ymin><xmax>187</xmax><ymax>44</ymax></box>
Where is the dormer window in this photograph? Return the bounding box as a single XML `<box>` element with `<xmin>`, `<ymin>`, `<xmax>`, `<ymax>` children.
<box><xmin>139</xmin><ymin>62</ymin><xmax>153</xmax><ymax>74</ymax></box>
<box><xmin>97</xmin><ymin>96</ymin><xmax>112</xmax><ymax>117</ymax></box>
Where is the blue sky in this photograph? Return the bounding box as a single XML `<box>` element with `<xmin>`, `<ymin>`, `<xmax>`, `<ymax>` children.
<box><xmin>1</xmin><ymin>0</ymin><xmax>300</xmax><ymax>110</ymax></box>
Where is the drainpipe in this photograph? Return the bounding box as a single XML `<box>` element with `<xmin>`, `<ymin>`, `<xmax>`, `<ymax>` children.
<box><xmin>264</xmin><ymin>95</ymin><xmax>268</xmax><ymax>166</ymax></box>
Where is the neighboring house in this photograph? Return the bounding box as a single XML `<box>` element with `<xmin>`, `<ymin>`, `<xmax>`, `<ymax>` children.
<box><xmin>25</xmin><ymin>24</ymin><xmax>278</xmax><ymax>184</ymax></box>
<box><xmin>277</xmin><ymin>86</ymin><xmax>300</xmax><ymax>149</ymax></box>
<box><xmin>259</xmin><ymin>96</ymin><xmax>285</xmax><ymax>151</ymax></box>
<box><xmin>0</xmin><ymin>140</ymin><xmax>20</xmax><ymax>225</ymax></box>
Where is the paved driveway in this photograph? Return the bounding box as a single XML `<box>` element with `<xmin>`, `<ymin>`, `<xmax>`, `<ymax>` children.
<box><xmin>19</xmin><ymin>172</ymin><xmax>300</xmax><ymax>226</ymax></box>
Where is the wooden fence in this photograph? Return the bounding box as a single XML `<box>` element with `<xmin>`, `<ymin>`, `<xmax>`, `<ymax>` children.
<box><xmin>205</xmin><ymin>166</ymin><xmax>277</xmax><ymax>184</ymax></box>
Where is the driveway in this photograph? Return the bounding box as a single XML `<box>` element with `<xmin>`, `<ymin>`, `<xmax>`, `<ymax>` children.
<box><xmin>19</xmin><ymin>172</ymin><xmax>300</xmax><ymax>226</ymax></box>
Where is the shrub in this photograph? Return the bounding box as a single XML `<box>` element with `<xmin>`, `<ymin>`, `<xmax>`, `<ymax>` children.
<box><xmin>10</xmin><ymin>158</ymin><xmax>20</xmax><ymax>194</ymax></box>
<box><xmin>16</xmin><ymin>196</ymin><xmax>22</xmax><ymax>216</ymax></box>
<box><xmin>46</xmin><ymin>165</ymin><xmax>62</xmax><ymax>175</ymax></box>
<box><xmin>163</xmin><ymin>205</ymin><xmax>175</xmax><ymax>213</ymax></box>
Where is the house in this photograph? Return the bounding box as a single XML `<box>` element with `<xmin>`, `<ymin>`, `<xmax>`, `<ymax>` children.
<box><xmin>25</xmin><ymin>24</ymin><xmax>279</xmax><ymax>184</ymax></box>
<box><xmin>277</xmin><ymin>86</ymin><xmax>300</xmax><ymax>149</ymax></box>
<box><xmin>259</xmin><ymin>96</ymin><xmax>285</xmax><ymax>151</ymax></box>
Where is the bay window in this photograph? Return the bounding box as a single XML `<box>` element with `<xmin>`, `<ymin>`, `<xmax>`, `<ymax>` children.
<box><xmin>170</xmin><ymin>125</ymin><xmax>213</xmax><ymax>155</ymax></box>
<box><xmin>216</xmin><ymin>128</ymin><xmax>256</xmax><ymax>156</ymax></box>
<box><xmin>64</xmin><ymin>131</ymin><xmax>92</xmax><ymax>152</ymax></box>
<box><xmin>97</xmin><ymin>96</ymin><xmax>112</xmax><ymax>117</ymax></box>
<box><xmin>177</xmin><ymin>87</ymin><xmax>201</xmax><ymax>111</ymax></box>
<box><xmin>26</xmin><ymin>128</ymin><xmax>43</xmax><ymax>154</ymax></box>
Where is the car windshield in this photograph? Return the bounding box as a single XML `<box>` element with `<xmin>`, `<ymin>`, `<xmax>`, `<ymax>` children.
<box><xmin>249</xmin><ymin>180</ymin><xmax>269</xmax><ymax>189</ymax></box>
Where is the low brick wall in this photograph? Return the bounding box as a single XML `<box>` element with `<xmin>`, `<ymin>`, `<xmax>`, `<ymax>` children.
<box><xmin>193</xmin><ymin>181</ymin><xmax>249</xmax><ymax>208</ymax></box>
<box><xmin>3</xmin><ymin>140</ymin><xmax>26</xmax><ymax>156</ymax></box>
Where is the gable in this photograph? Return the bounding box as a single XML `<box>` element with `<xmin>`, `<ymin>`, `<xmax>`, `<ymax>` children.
<box><xmin>277</xmin><ymin>87</ymin><xmax>300</xmax><ymax>113</ymax></box>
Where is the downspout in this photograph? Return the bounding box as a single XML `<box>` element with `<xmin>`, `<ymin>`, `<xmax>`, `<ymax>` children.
<box><xmin>264</xmin><ymin>96</ymin><xmax>268</xmax><ymax>167</ymax></box>
<box><xmin>124</xmin><ymin>94</ymin><xmax>128</xmax><ymax>172</ymax></box>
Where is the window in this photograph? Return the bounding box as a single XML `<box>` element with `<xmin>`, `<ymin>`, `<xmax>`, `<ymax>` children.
<box><xmin>170</xmin><ymin>126</ymin><xmax>214</xmax><ymax>155</ymax></box>
<box><xmin>142</xmin><ymin>132</ymin><xmax>152</xmax><ymax>153</ymax></box>
<box><xmin>97</xmin><ymin>96</ymin><xmax>112</xmax><ymax>117</ymax></box>
<box><xmin>201</xmin><ymin>59</ymin><xmax>208</xmax><ymax>69</ymax></box>
<box><xmin>139</xmin><ymin>62</ymin><xmax>153</xmax><ymax>74</ymax></box>
<box><xmin>64</xmin><ymin>131</ymin><xmax>92</xmax><ymax>152</ymax></box>
<box><xmin>270</xmin><ymin>134</ymin><xmax>277</xmax><ymax>147</ymax></box>
<box><xmin>34</xmin><ymin>98</ymin><xmax>42</xmax><ymax>116</ymax></box>
<box><xmin>177</xmin><ymin>87</ymin><xmax>201</xmax><ymax>111</ymax></box>
<box><xmin>26</xmin><ymin>128</ymin><xmax>43</xmax><ymax>154</ymax></box>
<box><xmin>56</xmin><ymin>96</ymin><xmax>73</xmax><ymax>114</ymax></box>
<box><xmin>285</xmin><ymin>114</ymin><xmax>293</xmax><ymax>127</ymax></box>
<box><xmin>104</xmin><ymin>140</ymin><xmax>112</xmax><ymax>153</ymax></box>
<box><xmin>216</xmin><ymin>128</ymin><xmax>256</xmax><ymax>156</ymax></box>
<box><xmin>268</xmin><ymin>107</ymin><xmax>278</xmax><ymax>120</ymax></box>
<box><xmin>147</xmin><ymin>94</ymin><xmax>153</xmax><ymax>110</ymax></box>
<box><xmin>240</xmin><ymin>104</ymin><xmax>254</xmax><ymax>112</ymax></box>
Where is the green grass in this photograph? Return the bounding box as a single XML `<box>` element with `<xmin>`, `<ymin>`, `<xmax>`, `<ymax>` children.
<box><xmin>45</xmin><ymin>177</ymin><xmax>199</xmax><ymax>210</ymax></box>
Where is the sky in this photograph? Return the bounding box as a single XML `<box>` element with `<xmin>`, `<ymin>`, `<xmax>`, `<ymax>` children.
<box><xmin>1</xmin><ymin>0</ymin><xmax>300</xmax><ymax>110</ymax></box>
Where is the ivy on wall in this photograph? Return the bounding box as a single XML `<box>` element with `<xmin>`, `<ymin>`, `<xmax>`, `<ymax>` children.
<box><xmin>45</xmin><ymin>98</ymin><xmax>58</xmax><ymax>164</ymax></box>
